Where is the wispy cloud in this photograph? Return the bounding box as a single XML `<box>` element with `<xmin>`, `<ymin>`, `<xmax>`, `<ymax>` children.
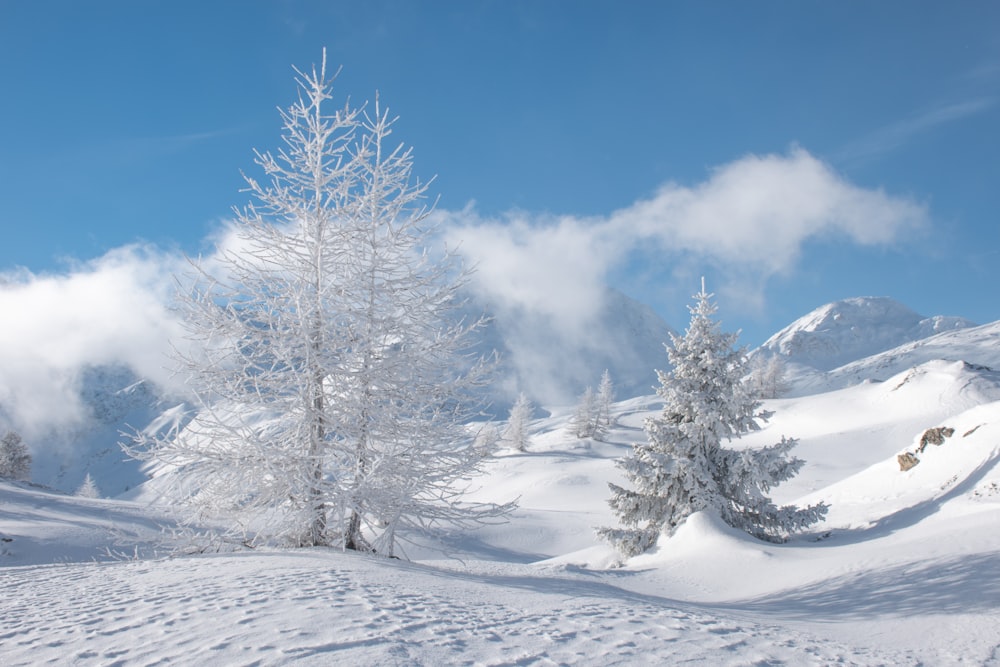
<box><xmin>964</xmin><ymin>59</ymin><xmax>1000</xmax><ymax>82</ymax></box>
<box><xmin>38</xmin><ymin>125</ymin><xmax>250</xmax><ymax>173</ymax></box>
<box><xmin>837</xmin><ymin>98</ymin><xmax>995</xmax><ymax>162</ymax></box>
<box><xmin>108</xmin><ymin>126</ymin><xmax>250</xmax><ymax>163</ymax></box>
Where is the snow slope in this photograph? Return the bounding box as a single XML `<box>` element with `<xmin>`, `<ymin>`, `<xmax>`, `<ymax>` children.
<box><xmin>0</xmin><ymin>548</ymin><xmax>912</xmax><ymax>666</ymax></box>
<box><xmin>818</xmin><ymin>320</ymin><xmax>1000</xmax><ymax>390</ymax></box>
<box><xmin>3</xmin><ymin>358</ymin><xmax>1000</xmax><ymax>665</ymax></box>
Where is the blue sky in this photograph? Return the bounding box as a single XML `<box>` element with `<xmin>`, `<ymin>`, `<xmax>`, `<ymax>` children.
<box><xmin>2</xmin><ymin>1</ymin><xmax>999</xmax><ymax>347</ymax></box>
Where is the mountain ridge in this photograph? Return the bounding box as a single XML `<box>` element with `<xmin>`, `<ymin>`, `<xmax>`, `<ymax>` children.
<box><xmin>758</xmin><ymin>296</ymin><xmax>975</xmax><ymax>372</ymax></box>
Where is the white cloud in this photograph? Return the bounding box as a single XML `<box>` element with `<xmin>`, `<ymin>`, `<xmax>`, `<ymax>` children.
<box><xmin>443</xmin><ymin>210</ymin><xmax>614</xmax><ymax>327</ymax></box>
<box><xmin>612</xmin><ymin>147</ymin><xmax>926</xmax><ymax>271</ymax></box>
<box><xmin>446</xmin><ymin>147</ymin><xmax>927</xmax><ymax>321</ymax></box>
<box><xmin>440</xmin><ymin>148</ymin><xmax>927</xmax><ymax>403</ymax></box>
<box><xmin>0</xmin><ymin>245</ymin><xmax>188</xmax><ymax>438</ymax></box>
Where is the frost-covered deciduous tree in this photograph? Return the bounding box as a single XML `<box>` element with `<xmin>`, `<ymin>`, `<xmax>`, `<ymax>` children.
<box><xmin>597</xmin><ymin>369</ymin><xmax>615</xmax><ymax>427</ymax></box>
<box><xmin>128</xmin><ymin>53</ymin><xmax>512</xmax><ymax>556</ymax></box>
<box><xmin>503</xmin><ymin>392</ymin><xmax>533</xmax><ymax>451</ymax></box>
<box><xmin>76</xmin><ymin>473</ymin><xmax>100</xmax><ymax>499</ymax></box>
<box><xmin>0</xmin><ymin>431</ymin><xmax>31</xmax><ymax>481</ymax></box>
<box><xmin>571</xmin><ymin>387</ymin><xmax>606</xmax><ymax>440</ymax></box>
<box><xmin>748</xmin><ymin>354</ymin><xmax>789</xmax><ymax>399</ymax></box>
<box><xmin>599</xmin><ymin>282</ymin><xmax>827</xmax><ymax>557</ymax></box>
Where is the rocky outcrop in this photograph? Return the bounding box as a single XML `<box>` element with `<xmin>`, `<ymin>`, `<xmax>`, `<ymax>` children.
<box><xmin>898</xmin><ymin>452</ymin><xmax>920</xmax><ymax>471</ymax></box>
<box><xmin>917</xmin><ymin>426</ymin><xmax>955</xmax><ymax>453</ymax></box>
<box><xmin>899</xmin><ymin>425</ymin><xmax>957</xmax><ymax>471</ymax></box>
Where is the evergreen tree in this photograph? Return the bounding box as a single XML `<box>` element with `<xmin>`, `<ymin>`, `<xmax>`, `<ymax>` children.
<box><xmin>599</xmin><ymin>281</ymin><xmax>827</xmax><ymax>557</ymax></box>
<box><xmin>76</xmin><ymin>473</ymin><xmax>100</xmax><ymax>499</ymax></box>
<box><xmin>0</xmin><ymin>430</ymin><xmax>31</xmax><ymax>481</ymax></box>
<box><xmin>597</xmin><ymin>369</ymin><xmax>615</xmax><ymax>427</ymax></box>
<box><xmin>128</xmin><ymin>53</ymin><xmax>512</xmax><ymax>555</ymax></box>
<box><xmin>503</xmin><ymin>393</ymin><xmax>533</xmax><ymax>451</ymax></box>
<box><xmin>571</xmin><ymin>387</ymin><xmax>606</xmax><ymax>440</ymax></box>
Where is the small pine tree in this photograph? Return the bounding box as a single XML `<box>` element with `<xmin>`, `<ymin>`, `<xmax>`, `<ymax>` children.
<box><xmin>599</xmin><ymin>281</ymin><xmax>827</xmax><ymax>558</ymax></box>
<box><xmin>504</xmin><ymin>393</ymin><xmax>534</xmax><ymax>451</ymax></box>
<box><xmin>76</xmin><ymin>473</ymin><xmax>100</xmax><ymax>499</ymax></box>
<box><xmin>597</xmin><ymin>369</ymin><xmax>615</xmax><ymax>427</ymax></box>
<box><xmin>0</xmin><ymin>431</ymin><xmax>31</xmax><ymax>481</ymax></box>
<box><xmin>474</xmin><ymin>423</ymin><xmax>501</xmax><ymax>457</ymax></box>
<box><xmin>571</xmin><ymin>387</ymin><xmax>606</xmax><ymax>440</ymax></box>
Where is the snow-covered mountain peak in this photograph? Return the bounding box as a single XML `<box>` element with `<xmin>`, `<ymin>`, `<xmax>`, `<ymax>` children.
<box><xmin>759</xmin><ymin>296</ymin><xmax>974</xmax><ymax>371</ymax></box>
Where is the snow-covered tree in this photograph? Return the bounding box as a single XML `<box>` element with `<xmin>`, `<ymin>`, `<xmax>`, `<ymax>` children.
<box><xmin>597</xmin><ymin>369</ymin><xmax>615</xmax><ymax>427</ymax></box>
<box><xmin>128</xmin><ymin>53</ymin><xmax>512</xmax><ymax>556</ymax></box>
<box><xmin>571</xmin><ymin>387</ymin><xmax>606</xmax><ymax>440</ymax></box>
<box><xmin>473</xmin><ymin>423</ymin><xmax>501</xmax><ymax>457</ymax></box>
<box><xmin>76</xmin><ymin>473</ymin><xmax>100</xmax><ymax>499</ymax></box>
<box><xmin>0</xmin><ymin>430</ymin><xmax>31</xmax><ymax>481</ymax></box>
<box><xmin>503</xmin><ymin>392</ymin><xmax>533</xmax><ymax>451</ymax></box>
<box><xmin>747</xmin><ymin>354</ymin><xmax>789</xmax><ymax>399</ymax></box>
<box><xmin>599</xmin><ymin>282</ymin><xmax>827</xmax><ymax>557</ymax></box>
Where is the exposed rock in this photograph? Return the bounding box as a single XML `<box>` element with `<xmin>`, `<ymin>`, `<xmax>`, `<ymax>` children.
<box><xmin>898</xmin><ymin>452</ymin><xmax>920</xmax><ymax>472</ymax></box>
<box><xmin>963</xmin><ymin>424</ymin><xmax>985</xmax><ymax>438</ymax></box>
<box><xmin>917</xmin><ymin>426</ymin><xmax>955</xmax><ymax>453</ymax></box>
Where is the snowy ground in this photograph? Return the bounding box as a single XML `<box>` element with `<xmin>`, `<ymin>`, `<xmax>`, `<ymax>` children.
<box><xmin>3</xmin><ymin>360</ymin><xmax>1000</xmax><ymax>665</ymax></box>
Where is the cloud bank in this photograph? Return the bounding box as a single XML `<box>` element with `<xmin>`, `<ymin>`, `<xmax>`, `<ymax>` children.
<box><xmin>0</xmin><ymin>246</ymin><xmax>187</xmax><ymax>439</ymax></box>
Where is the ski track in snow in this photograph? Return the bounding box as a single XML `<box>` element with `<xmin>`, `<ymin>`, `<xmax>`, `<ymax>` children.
<box><xmin>0</xmin><ymin>552</ymin><xmax>907</xmax><ymax>667</ymax></box>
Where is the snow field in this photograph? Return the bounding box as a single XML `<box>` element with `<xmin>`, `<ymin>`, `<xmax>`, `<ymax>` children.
<box><xmin>0</xmin><ymin>551</ymin><xmax>914</xmax><ymax>666</ymax></box>
<box><xmin>2</xmin><ymin>359</ymin><xmax>1000</xmax><ymax>665</ymax></box>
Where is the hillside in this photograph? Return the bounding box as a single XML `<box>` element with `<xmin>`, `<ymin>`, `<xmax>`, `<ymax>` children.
<box><xmin>788</xmin><ymin>320</ymin><xmax>1000</xmax><ymax>396</ymax></box>
<box><xmin>3</xmin><ymin>358</ymin><xmax>1000</xmax><ymax>665</ymax></box>
<box><xmin>12</xmin><ymin>294</ymin><xmax>980</xmax><ymax>497</ymax></box>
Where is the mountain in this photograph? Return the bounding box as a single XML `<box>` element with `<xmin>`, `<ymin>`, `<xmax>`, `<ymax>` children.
<box><xmin>758</xmin><ymin>296</ymin><xmax>974</xmax><ymax>372</ymax></box>
<box><xmin>26</xmin><ymin>364</ymin><xmax>176</xmax><ymax>497</ymax></box>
